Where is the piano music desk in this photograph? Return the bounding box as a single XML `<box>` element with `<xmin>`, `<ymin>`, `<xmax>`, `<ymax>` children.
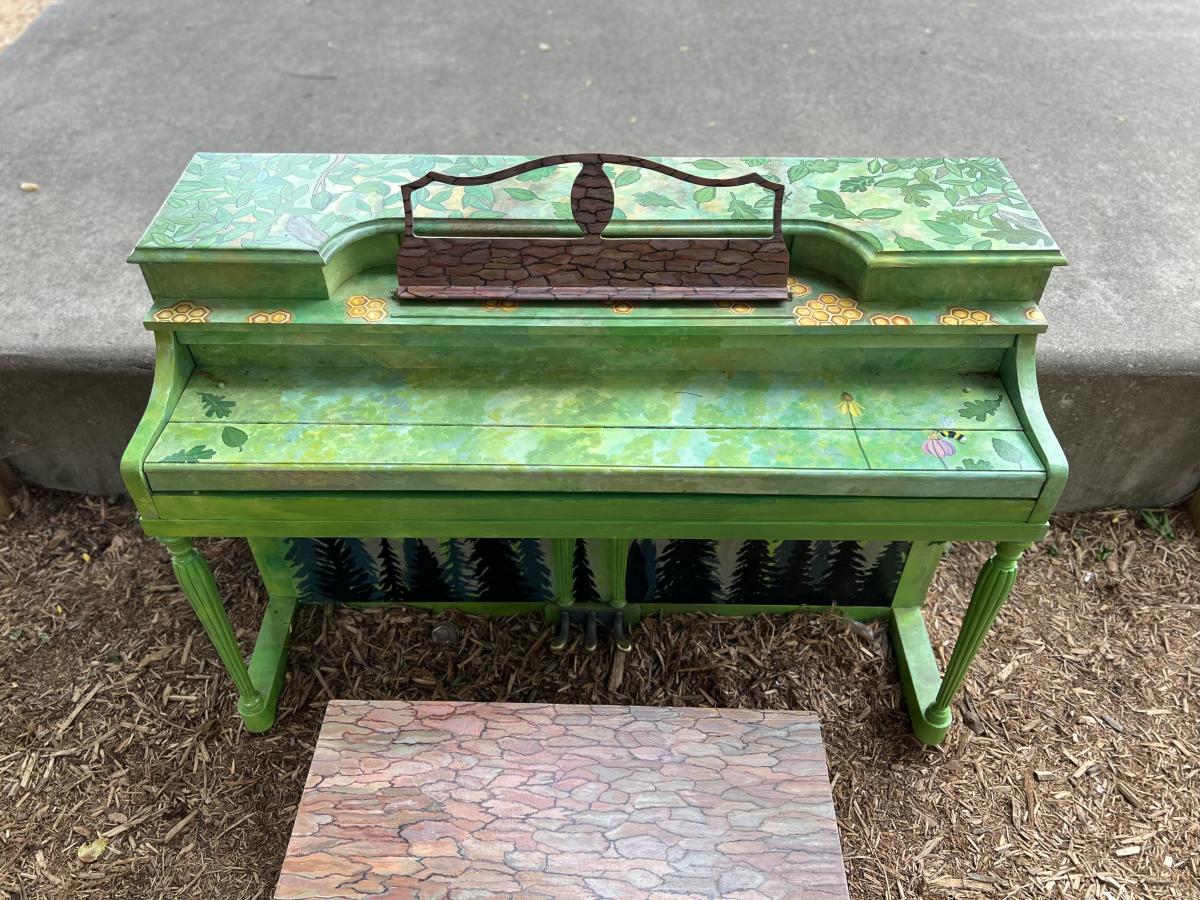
<box><xmin>122</xmin><ymin>154</ymin><xmax>1067</xmax><ymax>745</ymax></box>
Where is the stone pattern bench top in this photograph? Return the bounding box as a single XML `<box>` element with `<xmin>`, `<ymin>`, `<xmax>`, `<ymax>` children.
<box><xmin>276</xmin><ymin>700</ymin><xmax>849</xmax><ymax>899</ymax></box>
<box><xmin>132</xmin><ymin>153</ymin><xmax>1061</xmax><ymax>261</ymax></box>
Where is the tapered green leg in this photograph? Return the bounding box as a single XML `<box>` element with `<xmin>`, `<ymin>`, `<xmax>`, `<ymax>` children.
<box><xmin>161</xmin><ymin>537</ymin><xmax>269</xmax><ymax>729</ymax></box>
<box><xmin>917</xmin><ymin>541</ymin><xmax>1028</xmax><ymax>744</ymax></box>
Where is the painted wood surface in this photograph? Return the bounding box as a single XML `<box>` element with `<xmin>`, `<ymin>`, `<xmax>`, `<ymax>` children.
<box><xmin>144</xmin><ymin>267</ymin><xmax>1050</xmax><ymax>335</ymax></box>
<box><xmin>275</xmin><ymin>700</ymin><xmax>849</xmax><ymax>900</ymax></box>
<box><xmin>121</xmin><ymin>151</ymin><xmax>1069</xmax><ymax>745</ymax></box>
<box><xmin>134</xmin><ymin>153</ymin><xmax>1057</xmax><ymax>258</ymax></box>
<box><xmin>278</xmin><ymin>537</ymin><xmax>912</xmax><ymax>608</ymax></box>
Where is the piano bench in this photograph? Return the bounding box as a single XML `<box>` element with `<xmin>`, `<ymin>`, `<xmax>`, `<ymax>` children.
<box><xmin>123</xmin><ymin>152</ymin><xmax>1067</xmax><ymax>746</ymax></box>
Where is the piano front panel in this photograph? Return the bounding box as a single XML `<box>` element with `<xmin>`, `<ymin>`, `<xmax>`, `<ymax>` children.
<box><xmin>281</xmin><ymin>537</ymin><xmax>913</xmax><ymax>609</ymax></box>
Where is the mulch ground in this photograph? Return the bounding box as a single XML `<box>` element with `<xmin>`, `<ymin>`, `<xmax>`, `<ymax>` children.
<box><xmin>0</xmin><ymin>486</ymin><xmax>1197</xmax><ymax>899</ymax></box>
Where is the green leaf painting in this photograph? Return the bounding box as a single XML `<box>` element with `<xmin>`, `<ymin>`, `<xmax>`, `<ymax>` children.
<box><xmin>992</xmin><ymin>437</ymin><xmax>1025</xmax><ymax>467</ymax></box>
<box><xmin>634</xmin><ymin>191</ymin><xmax>682</xmax><ymax>209</ymax></box>
<box><xmin>957</xmin><ymin>459</ymin><xmax>995</xmax><ymax>471</ymax></box>
<box><xmin>135</xmin><ymin>153</ymin><xmax>1056</xmax><ymax>254</ymax></box>
<box><xmin>462</xmin><ymin>185</ymin><xmax>494</xmax><ymax>211</ymax></box>
<box><xmin>198</xmin><ymin>393</ymin><xmax>235</xmax><ymax>419</ymax></box>
<box><xmin>959</xmin><ymin>395</ymin><xmax>1004</xmax><ymax>422</ymax></box>
<box><xmin>503</xmin><ymin>187</ymin><xmax>540</xmax><ymax>202</ymax></box>
<box><xmin>221</xmin><ymin>426</ymin><xmax>248</xmax><ymax>452</ymax></box>
<box><xmin>162</xmin><ymin>445</ymin><xmax>216</xmax><ymax>464</ymax></box>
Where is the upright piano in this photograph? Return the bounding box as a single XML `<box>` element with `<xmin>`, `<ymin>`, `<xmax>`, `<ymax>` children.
<box><xmin>123</xmin><ymin>153</ymin><xmax>1066</xmax><ymax>744</ymax></box>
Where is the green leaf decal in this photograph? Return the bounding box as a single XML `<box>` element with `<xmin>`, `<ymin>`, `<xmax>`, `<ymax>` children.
<box><xmin>692</xmin><ymin>185</ymin><xmax>716</xmax><ymax>204</ymax></box>
<box><xmin>992</xmin><ymin>437</ymin><xmax>1024</xmax><ymax>465</ymax></box>
<box><xmin>873</xmin><ymin>176</ymin><xmax>909</xmax><ymax>188</ymax></box>
<box><xmin>858</xmin><ymin>208</ymin><xmax>901</xmax><ymax>219</ymax></box>
<box><xmin>462</xmin><ymin>184</ymin><xmax>494</xmax><ymax>210</ymax></box>
<box><xmin>741</xmin><ymin>157</ymin><xmax>768</xmax><ymax>166</ymax></box>
<box><xmin>957</xmin><ymin>459</ymin><xmax>994</xmax><ymax>471</ymax></box>
<box><xmin>634</xmin><ymin>192</ymin><xmax>683</xmax><ymax>209</ymax></box>
<box><xmin>516</xmin><ymin>167</ymin><xmax>553</xmax><ymax>182</ymax></box>
<box><xmin>551</xmin><ymin>202</ymin><xmax>574</xmax><ymax>219</ymax></box>
<box><xmin>958</xmin><ymin>395</ymin><xmax>1004</xmax><ymax>422</ymax></box>
<box><xmin>814</xmin><ymin>189</ymin><xmax>847</xmax><ymax>209</ymax></box>
<box><xmin>613</xmin><ymin>169</ymin><xmax>641</xmax><ymax>188</ymax></box>
<box><xmin>728</xmin><ymin>197</ymin><xmax>761</xmax><ymax>219</ymax></box>
<box><xmin>198</xmin><ymin>393</ymin><xmax>236</xmax><ymax>419</ymax></box>
<box><xmin>503</xmin><ymin>187</ymin><xmax>540</xmax><ymax>202</ymax></box>
<box><xmin>894</xmin><ymin>235</ymin><xmax>934</xmax><ymax>251</ymax></box>
<box><xmin>221</xmin><ymin>426</ymin><xmax>248</xmax><ymax>452</ymax></box>
<box><xmin>162</xmin><ymin>445</ymin><xmax>216</xmax><ymax>464</ymax></box>
<box><xmin>689</xmin><ymin>159</ymin><xmax>728</xmax><ymax>171</ymax></box>
<box><xmin>310</xmin><ymin>190</ymin><xmax>334</xmax><ymax>211</ymax></box>
<box><xmin>925</xmin><ymin>220</ymin><xmax>962</xmax><ymax>237</ymax></box>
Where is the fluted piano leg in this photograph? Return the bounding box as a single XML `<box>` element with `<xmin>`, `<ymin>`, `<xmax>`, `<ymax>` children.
<box><xmin>919</xmin><ymin>541</ymin><xmax>1028</xmax><ymax>742</ymax></box>
<box><xmin>161</xmin><ymin>538</ymin><xmax>270</xmax><ymax>730</ymax></box>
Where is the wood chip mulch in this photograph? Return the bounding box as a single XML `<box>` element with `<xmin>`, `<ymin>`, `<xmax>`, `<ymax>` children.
<box><xmin>0</xmin><ymin>487</ymin><xmax>1197</xmax><ymax>899</ymax></box>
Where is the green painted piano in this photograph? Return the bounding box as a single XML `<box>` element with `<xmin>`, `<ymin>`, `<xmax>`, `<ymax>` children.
<box><xmin>122</xmin><ymin>153</ymin><xmax>1066</xmax><ymax>745</ymax></box>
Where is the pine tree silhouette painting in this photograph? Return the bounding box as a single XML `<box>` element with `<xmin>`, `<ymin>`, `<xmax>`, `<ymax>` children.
<box><xmin>653</xmin><ymin>539</ymin><xmax>721</xmax><ymax>604</ymax></box>
<box><xmin>402</xmin><ymin>538</ymin><xmax>421</xmax><ymax>575</ymax></box>
<box><xmin>469</xmin><ymin>539</ymin><xmax>525</xmax><ymax>602</ymax></box>
<box><xmin>824</xmin><ymin>541</ymin><xmax>868</xmax><ymax>604</ymax></box>
<box><xmin>377</xmin><ymin>538</ymin><xmax>409</xmax><ymax>603</ymax></box>
<box><xmin>407</xmin><ymin>539</ymin><xmax>453</xmax><ymax>602</ymax></box>
<box><xmin>625</xmin><ymin>541</ymin><xmax>649</xmax><ymax>603</ymax></box>
<box><xmin>772</xmin><ymin>540</ymin><xmax>815</xmax><ymax>603</ymax></box>
<box><xmin>728</xmin><ymin>539</ymin><xmax>776</xmax><ymax>603</ymax></box>
<box><xmin>518</xmin><ymin>539</ymin><xmax>553</xmax><ymax>602</ymax></box>
<box><xmin>808</xmin><ymin>541</ymin><xmax>835</xmax><ymax>601</ymax></box>
<box><xmin>866</xmin><ymin>541</ymin><xmax>909</xmax><ymax>603</ymax></box>
<box><xmin>313</xmin><ymin>538</ymin><xmax>378</xmax><ymax>603</ymax></box>
<box><xmin>572</xmin><ymin>538</ymin><xmax>600</xmax><ymax>604</ymax></box>
<box><xmin>442</xmin><ymin>538</ymin><xmax>472</xmax><ymax>602</ymax></box>
<box><xmin>284</xmin><ymin>538</ymin><xmax>320</xmax><ymax>603</ymax></box>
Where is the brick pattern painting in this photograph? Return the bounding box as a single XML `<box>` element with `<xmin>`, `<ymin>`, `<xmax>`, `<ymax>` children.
<box><xmin>276</xmin><ymin>700</ymin><xmax>850</xmax><ymax>899</ymax></box>
<box><xmin>395</xmin><ymin>153</ymin><xmax>789</xmax><ymax>303</ymax></box>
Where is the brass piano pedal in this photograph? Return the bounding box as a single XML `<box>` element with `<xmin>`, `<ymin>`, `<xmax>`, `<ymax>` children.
<box><xmin>611</xmin><ymin>610</ymin><xmax>632</xmax><ymax>653</ymax></box>
<box><xmin>583</xmin><ymin>611</ymin><xmax>599</xmax><ymax>652</ymax></box>
<box><xmin>550</xmin><ymin>612</ymin><xmax>572</xmax><ymax>652</ymax></box>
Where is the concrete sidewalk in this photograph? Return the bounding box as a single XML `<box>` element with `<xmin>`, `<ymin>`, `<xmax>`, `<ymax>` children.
<box><xmin>1</xmin><ymin>0</ymin><xmax>1197</xmax><ymax>510</ymax></box>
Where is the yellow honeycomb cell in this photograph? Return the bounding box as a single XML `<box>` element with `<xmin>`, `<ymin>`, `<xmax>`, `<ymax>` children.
<box><xmin>792</xmin><ymin>294</ymin><xmax>862</xmax><ymax>327</ymax></box>
<box><xmin>938</xmin><ymin>307</ymin><xmax>995</xmax><ymax>326</ymax></box>
<box><xmin>483</xmin><ymin>298</ymin><xmax>519</xmax><ymax>312</ymax></box>
<box><xmin>153</xmin><ymin>302</ymin><xmax>210</xmax><ymax>324</ymax></box>
<box><xmin>715</xmin><ymin>299</ymin><xmax>753</xmax><ymax>315</ymax></box>
<box><xmin>247</xmin><ymin>309</ymin><xmax>294</xmax><ymax>324</ymax></box>
<box><xmin>786</xmin><ymin>276</ymin><xmax>811</xmax><ymax>299</ymax></box>
<box><xmin>346</xmin><ymin>295</ymin><xmax>388</xmax><ymax>321</ymax></box>
<box><xmin>869</xmin><ymin>314</ymin><xmax>914</xmax><ymax>326</ymax></box>
<box><xmin>1025</xmin><ymin>307</ymin><xmax>1046</xmax><ymax>322</ymax></box>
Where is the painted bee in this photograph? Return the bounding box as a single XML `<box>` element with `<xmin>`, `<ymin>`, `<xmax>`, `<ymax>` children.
<box><xmin>936</xmin><ymin>429</ymin><xmax>967</xmax><ymax>442</ymax></box>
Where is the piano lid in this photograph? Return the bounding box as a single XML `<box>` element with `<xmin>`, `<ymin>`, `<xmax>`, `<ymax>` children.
<box><xmin>130</xmin><ymin>154</ymin><xmax>1061</xmax><ymax>260</ymax></box>
<box><xmin>128</xmin><ymin>154</ymin><xmax>1065</xmax><ymax>306</ymax></box>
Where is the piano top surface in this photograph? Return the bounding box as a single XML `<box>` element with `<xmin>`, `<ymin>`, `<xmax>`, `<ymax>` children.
<box><xmin>130</xmin><ymin>153</ymin><xmax>1061</xmax><ymax>263</ymax></box>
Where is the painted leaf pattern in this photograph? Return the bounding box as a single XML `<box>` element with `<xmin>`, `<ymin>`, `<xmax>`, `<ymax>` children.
<box><xmin>138</xmin><ymin>154</ymin><xmax>1055</xmax><ymax>255</ymax></box>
